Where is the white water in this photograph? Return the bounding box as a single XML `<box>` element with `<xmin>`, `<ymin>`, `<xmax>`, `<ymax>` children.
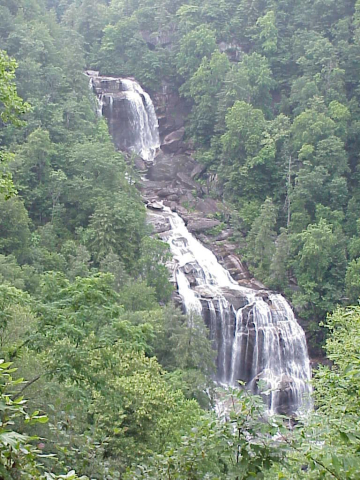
<box><xmin>88</xmin><ymin>74</ymin><xmax>160</xmax><ymax>162</ymax></box>
<box><xmin>161</xmin><ymin>207</ymin><xmax>312</xmax><ymax>415</ymax></box>
<box><xmin>119</xmin><ymin>79</ymin><xmax>160</xmax><ymax>162</ymax></box>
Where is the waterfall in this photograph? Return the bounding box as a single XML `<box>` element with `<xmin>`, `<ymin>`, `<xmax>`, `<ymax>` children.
<box><xmin>161</xmin><ymin>207</ymin><xmax>312</xmax><ymax>416</ymax></box>
<box><xmin>91</xmin><ymin>71</ymin><xmax>312</xmax><ymax>416</ymax></box>
<box><xmin>117</xmin><ymin>79</ymin><xmax>160</xmax><ymax>162</ymax></box>
<box><xmin>87</xmin><ymin>72</ymin><xmax>160</xmax><ymax>162</ymax></box>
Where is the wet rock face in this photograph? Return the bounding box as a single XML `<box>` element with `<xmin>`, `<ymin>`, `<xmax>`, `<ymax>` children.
<box><xmin>88</xmin><ymin>73</ymin><xmax>160</xmax><ymax>162</ymax></box>
<box><xmin>153</xmin><ymin>87</ymin><xmax>191</xmax><ymax>140</ymax></box>
<box><xmin>103</xmin><ymin>96</ymin><xmax>141</xmax><ymax>151</ymax></box>
<box><xmin>161</xmin><ymin>128</ymin><xmax>186</xmax><ymax>153</ymax></box>
<box><xmin>132</xmin><ymin>155</ymin><xmax>147</xmax><ymax>171</ymax></box>
<box><xmin>147</xmin><ymin>212</ymin><xmax>171</xmax><ymax>234</ymax></box>
<box><xmin>186</xmin><ymin>218</ymin><xmax>220</xmax><ymax>233</ymax></box>
<box><xmin>219</xmin><ymin>287</ymin><xmax>249</xmax><ymax>310</ymax></box>
<box><xmin>275</xmin><ymin>376</ymin><xmax>298</xmax><ymax>416</ymax></box>
<box><xmin>147</xmin><ymin>151</ymin><xmax>197</xmax><ymax>182</ymax></box>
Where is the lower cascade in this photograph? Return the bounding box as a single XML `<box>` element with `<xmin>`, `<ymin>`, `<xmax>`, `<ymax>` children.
<box><xmin>92</xmin><ymin>73</ymin><xmax>312</xmax><ymax>416</ymax></box>
<box><xmin>159</xmin><ymin>207</ymin><xmax>312</xmax><ymax>416</ymax></box>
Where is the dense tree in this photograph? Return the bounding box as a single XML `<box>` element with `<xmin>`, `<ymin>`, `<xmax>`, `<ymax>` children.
<box><xmin>97</xmin><ymin>15</ymin><xmax>169</xmax><ymax>90</ymax></box>
<box><xmin>0</xmin><ymin>195</ymin><xmax>31</xmax><ymax>262</ymax></box>
<box><xmin>1</xmin><ymin>0</ymin><xmax>360</xmax><ymax>477</ymax></box>
<box><xmin>137</xmin><ymin>236</ymin><xmax>173</xmax><ymax>303</ymax></box>
<box><xmin>86</xmin><ymin>192</ymin><xmax>146</xmax><ymax>268</ymax></box>
<box><xmin>180</xmin><ymin>50</ymin><xmax>230</xmax><ymax>145</ymax></box>
<box><xmin>246</xmin><ymin>197</ymin><xmax>277</xmax><ymax>279</ymax></box>
<box><xmin>175</xmin><ymin>25</ymin><xmax>217</xmax><ymax>78</ymax></box>
<box><xmin>345</xmin><ymin>258</ymin><xmax>360</xmax><ymax>304</ymax></box>
<box><xmin>15</xmin><ymin>272</ymin><xmax>202</xmax><ymax>476</ymax></box>
<box><xmin>268</xmin><ymin>228</ymin><xmax>290</xmax><ymax>290</ymax></box>
<box><xmin>0</xmin><ymin>50</ymin><xmax>29</xmax><ymax>125</ymax></box>
<box><xmin>13</xmin><ymin>128</ymin><xmax>57</xmax><ymax>223</ymax></box>
<box><xmin>220</xmin><ymin>101</ymin><xmax>273</xmax><ymax>201</ymax></box>
<box><xmin>0</xmin><ymin>360</ymin><xmax>86</xmax><ymax>479</ymax></box>
<box><xmin>217</xmin><ymin>53</ymin><xmax>275</xmax><ymax>125</ymax></box>
<box><xmin>285</xmin><ymin>305</ymin><xmax>360</xmax><ymax>479</ymax></box>
<box><xmin>0</xmin><ymin>50</ymin><xmax>29</xmax><ymax>196</ymax></box>
<box><xmin>290</xmin><ymin>219</ymin><xmax>347</xmax><ymax>319</ymax></box>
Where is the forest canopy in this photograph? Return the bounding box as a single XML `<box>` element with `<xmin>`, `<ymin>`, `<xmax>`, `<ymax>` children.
<box><xmin>0</xmin><ymin>0</ymin><xmax>360</xmax><ymax>478</ymax></box>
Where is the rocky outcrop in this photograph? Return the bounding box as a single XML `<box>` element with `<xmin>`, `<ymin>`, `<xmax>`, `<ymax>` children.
<box><xmin>190</xmin><ymin>163</ymin><xmax>206</xmax><ymax>179</ymax></box>
<box><xmin>153</xmin><ymin>87</ymin><xmax>191</xmax><ymax>141</ymax></box>
<box><xmin>147</xmin><ymin>201</ymin><xmax>164</xmax><ymax>211</ymax></box>
<box><xmin>218</xmin><ymin>41</ymin><xmax>243</xmax><ymax>61</ymax></box>
<box><xmin>187</xmin><ymin>218</ymin><xmax>221</xmax><ymax>233</ymax></box>
<box><xmin>132</xmin><ymin>155</ymin><xmax>147</xmax><ymax>171</ymax></box>
<box><xmin>219</xmin><ymin>287</ymin><xmax>249</xmax><ymax>310</ymax></box>
<box><xmin>161</xmin><ymin>128</ymin><xmax>186</xmax><ymax>153</ymax></box>
<box><xmin>147</xmin><ymin>151</ymin><xmax>197</xmax><ymax>182</ymax></box>
<box><xmin>140</xmin><ymin>27</ymin><xmax>175</xmax><ymax>48</ymax></box>
<box><xmin>146</xmin><ymin>211</ymin><xmax>171</xmax><ymax>234</ymax></box>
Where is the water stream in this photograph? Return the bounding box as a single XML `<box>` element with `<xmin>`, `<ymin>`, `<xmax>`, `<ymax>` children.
<box><xmin>90</xmin><ymin>72</ymin><xmax>312</xmax><ymax>415</ymax></box>
<box><xmin>161</xmin><ymin>207</ymin><xmax>312</xmax><ymax>415</ymax></box>
<box><xmin>88</xmin><ymin>73</ymin><xmax>160</xmax><ymax>162</ymax></box>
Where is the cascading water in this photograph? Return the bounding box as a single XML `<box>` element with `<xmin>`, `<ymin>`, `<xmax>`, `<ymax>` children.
<box><xmin>92</xmin><ymin>72</ymin><xmax>312</xmax><ymax>416</ymax></box>
<box><xmin>160</xmin><ymin>208</ymin><xmax>312</xmax><ymax>416</ymax></box>
<box><xmin>87</xmin><ymin>72</ymin><xmax>160</xmax><ymax>162</ymax></box>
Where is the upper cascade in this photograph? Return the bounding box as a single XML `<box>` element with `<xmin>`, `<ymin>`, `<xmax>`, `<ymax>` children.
<box><xmin>87</xmin><ymin>71</ymin><xmax>160</xmax><ymax>163</ymax></box>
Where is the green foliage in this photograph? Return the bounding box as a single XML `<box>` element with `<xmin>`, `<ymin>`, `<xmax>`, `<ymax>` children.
<box><xmin>0</xmin><ymin>195</ymin><xmax>31</xmax><ymax>262</ymax></box>
<box><xmin>14</xmin><ymin>128</ymin><xmax>57</xmax><ymax>223</ymax></box>
<box><xmin>0</xmin><ymin>360</ymin><xmax>86</xmax><ymax>480</ymax></box>
<box><xmin>246</xmin><ymin>198</ymin><xmax>277</xmax><ymax>279</ymax></box>
<box><xmin>160</xmin><ymin>310</ymin><xmax>215</xmax><ymax>376</ymax></box>
<box><xmin>2</xmin><ymin>0</ymin><xmax>360</xmax><ymax>478</ymax></box>
<box><xmin>119</xmin><ymin>280</ymin><xmax>158</xmax><ymax>312</ymax></box>
<box><xmin>256</xmin><ymin>10</ymin><xmax>278</xmax><ymax>55</ymax></box>
<box><xmin>126</xmin><ymin>387</ymin><xmax>289</xmax><ymax>479</ymax></box>
<box><xmin>277</xmin><ymin>306</ymin><xmax>360</xmax><ymax>479</ymax></box>
<box><xmin>137</xmin><ymin>236</ymin><xmax>173</xmax><ymax>303</ymax></box>
<box><xmin>99</xmin><ymin>252</ymin><xmax>129</xmax><ymax>291</ymax></box>
<box><xmin>0</xmin><ymin>50</ymin><xmax>30</xmax><ymax>197</ymax></box>
<box><xmin>217</xmin><ymin>53</ymin><xmax>275</xmax><ymax>124</ymax></box>
<box><xmin>345</xmin><ymin>258</ymin><xmax>360</xmax><ymax>304</ymax></box>
<box><xmin>97</xmin><ymin>15</ymin><xmax>169</xmax><ymax>90</ymax></box>
<box><xmin>0</xmin><ymin>50</ymin><xmax>30</xmax><ymax>125</ymax></box>
<box><xmin>0</xmin><ymin>360</ymin><xmax>47</xmax><ymax>479</ymax></box>
<box><xmin>176</xmin><ymin>25</ymin><xmax>217</xmax><ymax>78</ymax></box>
<box><xmin>290</xmin><ymin>219</ymin><xmax>347</xmax><ymax>319</ymax></box>
<box><xmin>268</xmin><ymin>228</ymin><xmax>290</xmax><ymax>290</ymax></box>
<box><xmin>86</xmin><ymin>192</ymin><xmax>146</xmax><ymax>268</ymax></box>
<box><xmin>180</xmin><ymin>50</ymin><xmax>230</xmax><ymax>145</ymax></box>
<box><xmin>219</xmin><ymin>101</ymin><xmax>278</xmax><ymax>202</ymax></box>
<box><xmin>22</xmin><ymin>272</ymin><xmax>203</xmax><ymax>475</ymax></box>
<box><xmin>0</xmin><ymin>254</ymin><xmax>26</xmax><ymax>290</ymax></box>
